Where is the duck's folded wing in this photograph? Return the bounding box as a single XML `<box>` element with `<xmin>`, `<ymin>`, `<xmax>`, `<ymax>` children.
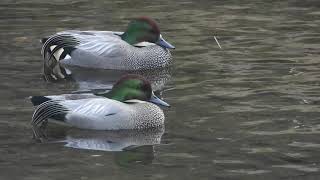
<box><xmin>41</xmin><ymin>31</ymin><xmax>125</xmax><ymax>80</ymax></box>
<box><xmin>64</xmin><ymin>98</ymin><xmax>132</xmax><ymax>130</ymax></box>
<box><xmin>42</xmin><ymin>30</ymin><xmax>160</xmax><ymax>63</ymax></box>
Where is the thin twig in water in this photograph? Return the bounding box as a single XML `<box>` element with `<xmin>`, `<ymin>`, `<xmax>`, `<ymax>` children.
<box><xmin>213</xmin><ymin>36</ymin><xmax>222</xmax><ymax>49</ymax></box>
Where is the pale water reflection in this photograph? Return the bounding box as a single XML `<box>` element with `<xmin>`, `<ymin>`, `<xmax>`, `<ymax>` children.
<box><xmin>32</xmin><ymin>126</ymin><xmax>164</xmax><ymax>152</ymax></box>
<box><xmin>65</xmin><ymin>66</ymin><xmax>172</xmax><ymax>92</ymax></box>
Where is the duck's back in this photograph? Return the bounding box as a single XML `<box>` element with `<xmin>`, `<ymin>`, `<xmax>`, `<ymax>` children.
<box><xmin>61</xmin><ymin>98</ymin><xmax>133</xmax><ymax>130</ymax></box>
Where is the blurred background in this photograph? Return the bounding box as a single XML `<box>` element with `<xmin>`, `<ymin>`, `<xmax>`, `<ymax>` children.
<box><xmin>1</xmin><ymin>0</ymin><xmax>320</xmax><ymax>179</ymax></box>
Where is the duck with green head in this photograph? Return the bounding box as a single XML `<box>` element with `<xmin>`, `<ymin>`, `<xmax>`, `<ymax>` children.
<box><xmin>42</xmin><ymin>17</ymin><xmax>175</xmax><ymax>80</ymax></box>
<box><xmin>31</xmin><ymin>74</ymin><xmax>170</xmax><ymax>130</ymax></box>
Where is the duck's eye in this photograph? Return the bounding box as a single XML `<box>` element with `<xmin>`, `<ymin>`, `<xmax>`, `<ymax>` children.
<box><xmin>141</xmin><ymin>83</ymin><xmax>150</xmax><ymax>91</ymax></box>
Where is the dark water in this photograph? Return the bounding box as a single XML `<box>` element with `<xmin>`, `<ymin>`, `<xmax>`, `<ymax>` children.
<box><xmin>2</xmin><ymin>0</ymin><xmax>320</xmax><ymax>179</ymax></box>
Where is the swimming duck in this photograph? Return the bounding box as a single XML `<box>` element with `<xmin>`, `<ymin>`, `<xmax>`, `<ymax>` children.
<box><xmin>42</xmin><ymin>17</ymin><xmax>175</xmax><ymax>80</ymax></box>
<box><xmin>30</xmin><ymin>74</ymin><xmax>170</xmax><ymax>130</ymax></box>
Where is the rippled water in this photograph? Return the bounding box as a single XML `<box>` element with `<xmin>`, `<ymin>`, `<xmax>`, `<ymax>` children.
<box><xmin>1</xmin><ymin>0</ymin><xmax>320</xmax><ymax>179</ymax></box>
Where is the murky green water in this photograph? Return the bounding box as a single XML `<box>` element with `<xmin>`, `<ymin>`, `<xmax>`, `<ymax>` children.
<box><xmin>1</xmin><ymin>0</ymin><xmax>320</xmax><ymax>179</ymax></box>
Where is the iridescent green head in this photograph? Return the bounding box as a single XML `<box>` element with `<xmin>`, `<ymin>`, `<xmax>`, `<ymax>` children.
<box><xmin>102</xmin><ymin>74</ymin><xmax>170</xmax><ymax>107</ymax></box>
<box><xmin>121</xmin><ymin>17</ymin><xmax>175</xmax><ymax>49</ymax></box>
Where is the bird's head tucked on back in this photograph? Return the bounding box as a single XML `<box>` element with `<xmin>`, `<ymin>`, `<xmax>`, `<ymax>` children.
<box><xmin>121</xmin><ymin>17</ymin><xmax>175</xmax><ymax>49</ymax></box>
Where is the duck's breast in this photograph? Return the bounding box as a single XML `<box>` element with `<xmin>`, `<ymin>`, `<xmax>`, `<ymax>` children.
<box><xmin>127</xmin><ymin>101</ymin><xmax>165</xmax><ymax>129</ymax></box>
<box><xmin>121</xmin><ymin>45</ymin><xmax>172</xmax><ymax>70</ymax></box>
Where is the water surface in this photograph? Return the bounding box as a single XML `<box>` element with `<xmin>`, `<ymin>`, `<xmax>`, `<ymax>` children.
<box><xmin>1</xmin><ymin>0</ymin><xmax>320</xmax><ymax>179</ymax></box>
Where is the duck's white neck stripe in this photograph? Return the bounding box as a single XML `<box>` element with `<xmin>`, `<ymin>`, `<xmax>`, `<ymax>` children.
<box><xmin>124</xmin><ymin>99</ymin><xmax>145</xmax><ymax>104</ymax></box>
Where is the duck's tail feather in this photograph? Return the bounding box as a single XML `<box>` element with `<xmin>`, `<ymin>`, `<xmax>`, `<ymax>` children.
<box><xmin>31</xmin><ymin>100</ymin><xmax>69</xmax><ymax>127</ymax></box>
<box><xmin>40</xmin><ymin>37</ymin><xmax>49</xmax><ymax>44</ymax></box>
<box><xmin>30</xmin><ymin>96</ymin><xmax>51</xmax><ymax>106</ymax></box>
<box><xmin>41</xmin><ymin>34</ymin><xmax>79</xmax><ymax>81</ymax></box>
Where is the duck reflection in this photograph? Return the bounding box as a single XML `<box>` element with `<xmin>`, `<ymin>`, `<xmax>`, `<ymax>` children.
<box><xmin>64</xmin><ymin>128</ymin><xmax>164</xmax><ymax>151</ymax></box>
<box><xmin>32</xmin><ymin>126</ymin><xmax>164</xmax><ymax>152</ymax></box>
<box><xmin>54</xmin><ymin>66</ymin><xmax>172</xmax><ymax>92</ymax></box>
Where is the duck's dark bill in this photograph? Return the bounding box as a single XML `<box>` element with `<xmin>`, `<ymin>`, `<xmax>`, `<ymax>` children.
<box><xmin>149</xmin><ymin>93</ymin><xmax>170</xmax><ymax>107</ymax></box>
<box><xmin>156</xmin><ymin>36</ymin><xmax>175</xmax><ymax>49</ymax></box>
